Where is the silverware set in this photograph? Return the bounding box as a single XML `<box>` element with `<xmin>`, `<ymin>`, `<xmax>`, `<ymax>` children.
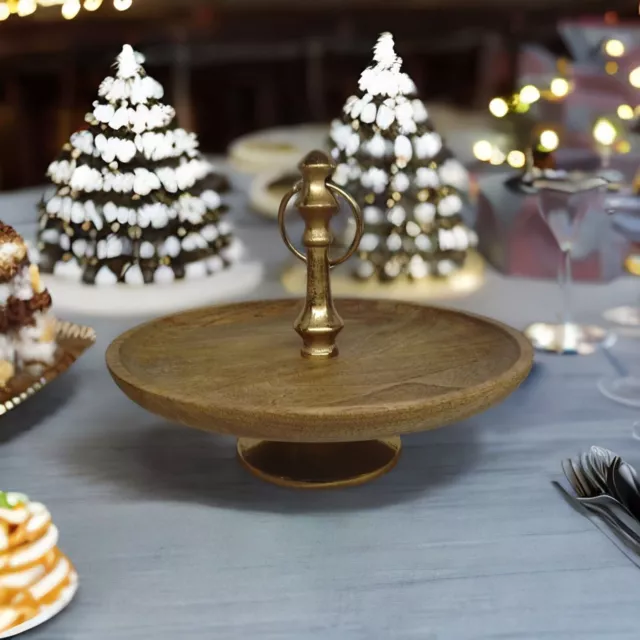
<box><xmin>554</xmin><ymin>447</ymin><xmax>640</xmax><ymax>559</ymax></box>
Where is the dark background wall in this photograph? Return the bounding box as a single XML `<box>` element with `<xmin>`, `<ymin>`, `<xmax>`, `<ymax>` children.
<box><xmin>0</xmin><ymin>0</ymin><xmax>635</xmax><ymax>190</ymax></box>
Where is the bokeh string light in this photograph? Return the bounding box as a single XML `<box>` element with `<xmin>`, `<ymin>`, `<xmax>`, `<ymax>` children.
<box><xmin>0</xmin><ymin>0</ymin><xmax>130</xmax><ymax>19</ymax></box>
<box><xmin>604</xmin><ymin>38</ymin><xmax>625</xmax><ymax>57</ymax></box>
<box><xmin>593</xmin><ymin>117</ymin><xmax>618</xmax><ymax>147</ymax></box>
<box><xmin>17</xmin><ymin>0</ymin><xmax>36</xmax><ymax>16</ymax></box>
<box><xmin>61</xmin><ymin>0</ymin><xmax>80</xmax><ymax>19</ymax></box>
<box><xmin>473</xmin><ymin>67</ymin><xmax>572</xmax><ymax>167</ymax></box>
<box><xmin>550</xmin><ymin>77</ymin><xmax>570</xmax><ymax>98</ymax></box>
<box><xmin>602</xmin><ymin>38</ymin><xmax>640</xmax><ymax>132</ymax></box>
<box><xmin>474</xmin><ymin>39</ymin><xmax>640</xmax><ymax>169</ymax></box>
<box><xmin>617</xmin><ymin>104</ymin><xmax>634</xmax><ymax>120</ymax></box>
<box><xmin>538</xmin><ymin>129</ymin><xmax>559</xmax><ymax>152</ymax></box>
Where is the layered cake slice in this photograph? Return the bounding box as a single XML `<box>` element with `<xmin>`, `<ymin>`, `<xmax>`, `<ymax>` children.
<box><xmin>0</xmin><ymin>491</ymin><xmax>77</xmax><ymax>634</ymax></box>
<box><xmin>0</xmin><ymin>223</ymin><xmax>57</xmax><ymax>386</ymax></box>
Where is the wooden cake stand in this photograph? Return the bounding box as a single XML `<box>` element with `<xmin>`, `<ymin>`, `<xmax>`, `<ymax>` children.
<box><xmin>106</xmin><ymin>152</ymin><xmax>533</xmax><ymax>489</ymax></box>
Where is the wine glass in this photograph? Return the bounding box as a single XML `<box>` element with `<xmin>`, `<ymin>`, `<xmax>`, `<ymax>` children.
<box><xmin>524</xmin><ymin>175</ymin><xmax>612</xmax><ymax>355</ymax></box>
<box><xmin>603</xmin><ymin>194</ymin><xmax>640</xmax><ymax>327</ymax></box>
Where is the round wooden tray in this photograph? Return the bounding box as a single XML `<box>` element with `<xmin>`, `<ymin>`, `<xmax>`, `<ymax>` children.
<box><xmin>106</xmin><ymin>299</ymin><xmax>532</xmax><ymax>488</ymax></box>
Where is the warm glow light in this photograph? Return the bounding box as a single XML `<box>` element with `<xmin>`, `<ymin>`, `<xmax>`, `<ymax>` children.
<box><xmin>539</xmin><ymin>130</ymin><xmax>559</xmax><ymax>152</ymax></box>
<box><xmin>604</xmin><ymin>11</ymin><xmax>618</xmax><ymax>24</ymax></box>
<box><xmin>606</xmin><ymin>61</ymin><xmax>619</xmax><ymax>75</ymax></box>
<box><xmin>593</xmin><ymin>118</ymin><xmax>617</xmax><ymax>146</ymax></box>
<box><xmin>618</xmin><ymin>104</ymin><xmax>634</xmax><ymax>120</ymax></box>
<box><xmin>630</xmin><ymin>67</ymin><xmax>640</xmax><ymax>88</ymax></box>
<box><xmin>489</xmin><ymin>97</ymin><xmax>508</xmax><ymax>118</ymax></box>
<box><xmin>17</xmin><ymin>0</ymin><xmax>36</xmax><ymax>16</ymax></box>
<box><xmin>0</xmin><ymin>0</ymin><xmax>127</xmax><ymax>18</ymax></box>
<box><xmin>618</xmin><ymin>140</ymin><xmax>631</xmax><ymax>154</ymax></box>
<box><xmin>507</xmin><ymin>150</ymin><xmax>526</xmax><ymax>169</ymax></box>
<box><xmin>61</xmin><ymin>0</ymin><xmax>80</xmax><ymax>18</ymax></box>
<box><xmin>550</xmin><ymin>77</ymin><xmax>570</xmax><ymax>97</ymax></box>
<box><xmin>472</xmin><ymin>140</ymin><xmax>493</xmax><ymax>162</ymax></box>
<box><xmin>605</xmin><ymin>39</ymin><xmax>625</xmax><ymax>57</ymax></box>
<box><xmin>489</xmin><ymin>148</ymin><xmax>506</xmax><ymax>166</ymax></box>
<box><xmin>519</xmin><ymin>85</ymin><xmax>540</xmax><ymax>105</ymax></box>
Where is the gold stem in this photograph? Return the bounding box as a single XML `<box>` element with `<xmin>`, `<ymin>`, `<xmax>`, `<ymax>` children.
<box><xmin>278</xmin><ymin>150</ymin><xmax>363</xmax><ymax>359</ymax></box>
<box><xmin>294</xmin><ymin>151</ymin><xmax>343</xmax><ymax>358</ymax></box>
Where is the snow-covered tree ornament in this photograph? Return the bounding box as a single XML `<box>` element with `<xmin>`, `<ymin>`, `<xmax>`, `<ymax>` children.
<box><xmin>37</xmin><ymin>45</ymin><xmax>236</xmax><ymax>286</ymax></box>
<box><xmin>329</xmin><ymin>33</ymin><xmax>476</xmax><ymax>281</ymax></box>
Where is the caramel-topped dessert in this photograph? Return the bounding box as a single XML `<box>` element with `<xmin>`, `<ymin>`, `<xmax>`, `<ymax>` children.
<box><xmin>0</xmin><ymin>223</ymin><xmax>57</xmax><ymax>387</ymax></box>
<box><xmin>0</xmin><ymin>491</ymin><xmax>77</xmax><ymax>634</ymax></box>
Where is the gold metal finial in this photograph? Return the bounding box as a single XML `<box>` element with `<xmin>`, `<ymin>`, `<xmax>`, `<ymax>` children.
<box><xmin>278</xmin><ymin>150</ymin><xmax>363</xmax><ymax>359</ymax></box>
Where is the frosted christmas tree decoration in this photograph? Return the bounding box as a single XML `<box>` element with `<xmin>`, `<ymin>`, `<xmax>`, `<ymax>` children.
<box><xmin>38</xmin><ymin>44</ymin><xmax>238</xmax><ymax>286</ymax></box>
<box><xmin>329</xmin><ymin>32</ymin><xmax>476</xmax><ymax>282</ymax></box>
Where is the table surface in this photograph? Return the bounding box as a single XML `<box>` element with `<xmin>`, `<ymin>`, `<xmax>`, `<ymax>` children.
<box><xmin>3</xmin><ymin>166</ymin><xmax>640</xmax><ymax>640</ymax></box>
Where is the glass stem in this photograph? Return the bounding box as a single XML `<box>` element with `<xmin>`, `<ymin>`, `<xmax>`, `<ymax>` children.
<box><xmin>560</xmin><ymin>248</ymin><xmax>573</xmax><ymax>327</ymax></box>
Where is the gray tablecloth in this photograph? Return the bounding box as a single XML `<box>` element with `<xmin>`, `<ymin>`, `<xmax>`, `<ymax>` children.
<box><xmin>2</xmin><ymin>167</ymin><xmax>640</xmax><ymax>640</ymax></box>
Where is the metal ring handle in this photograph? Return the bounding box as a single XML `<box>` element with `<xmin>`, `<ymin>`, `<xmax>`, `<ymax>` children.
<box><xmin>326</xmin><ymin>183</ymin><xmax>363</xmax><ymax>267</ymax></box>
<box><xmin>278</xmin><ymin>182</ymin><xmax>306</xmax><ymax>263</ymax></box>
<box><xmin>277</xmin><ymin>181</ymin><xmax>364</xmax><ymax>268</ymax></box>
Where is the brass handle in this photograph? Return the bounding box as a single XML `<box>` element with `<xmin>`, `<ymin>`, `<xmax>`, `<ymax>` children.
<box><xmin>278</xmin><ymin>181</ymin><xmax>364</xmax><ymax>267</ymax></box>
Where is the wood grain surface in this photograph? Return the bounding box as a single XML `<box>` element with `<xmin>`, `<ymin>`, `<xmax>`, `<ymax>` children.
<box><xmin>106</xmin><ymin>298</ymin><xmax>533</xmax><ymax>442</ymax></box>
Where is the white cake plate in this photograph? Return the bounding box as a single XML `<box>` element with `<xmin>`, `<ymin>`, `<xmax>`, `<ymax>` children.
<box><xmin>0</xmin><ymin>571</ymin><xmax>78</xmax><ymax>639</ymax></box>
<box><xmin>43</xmin><ymin>260</ymin><xmax>264</xmax><ymax>317</ymax></box>
<box><xmin>249</xmin><ymin>168</ymin><xmax>298</xmax><ymax>220</ymax></box>
<box><xmin>228</xmin><ymin>124</ymin><xmax>329</xmax><ymax>175</ymax></box>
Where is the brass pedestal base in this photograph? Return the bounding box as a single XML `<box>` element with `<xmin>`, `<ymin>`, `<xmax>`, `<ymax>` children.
<box><xmin>281</xmin><ymin>251</ymin><xmax>485</xmax><ymax>301</ymax></box>
<box><xmin>237</xmin><ymin>437</ymin><xmax>402</xmax><ymax>489</ymax></box>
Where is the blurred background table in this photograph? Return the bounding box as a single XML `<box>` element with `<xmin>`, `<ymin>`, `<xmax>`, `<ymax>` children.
<box><xmin>2</xmin><ymin>160</ymin><xmax>640</xmax><ymax>640</ymax></box>
<box><xmin>0</xmin><ymin>0</ymin><xmax>633</xmax><ymax>189</ymax></box>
